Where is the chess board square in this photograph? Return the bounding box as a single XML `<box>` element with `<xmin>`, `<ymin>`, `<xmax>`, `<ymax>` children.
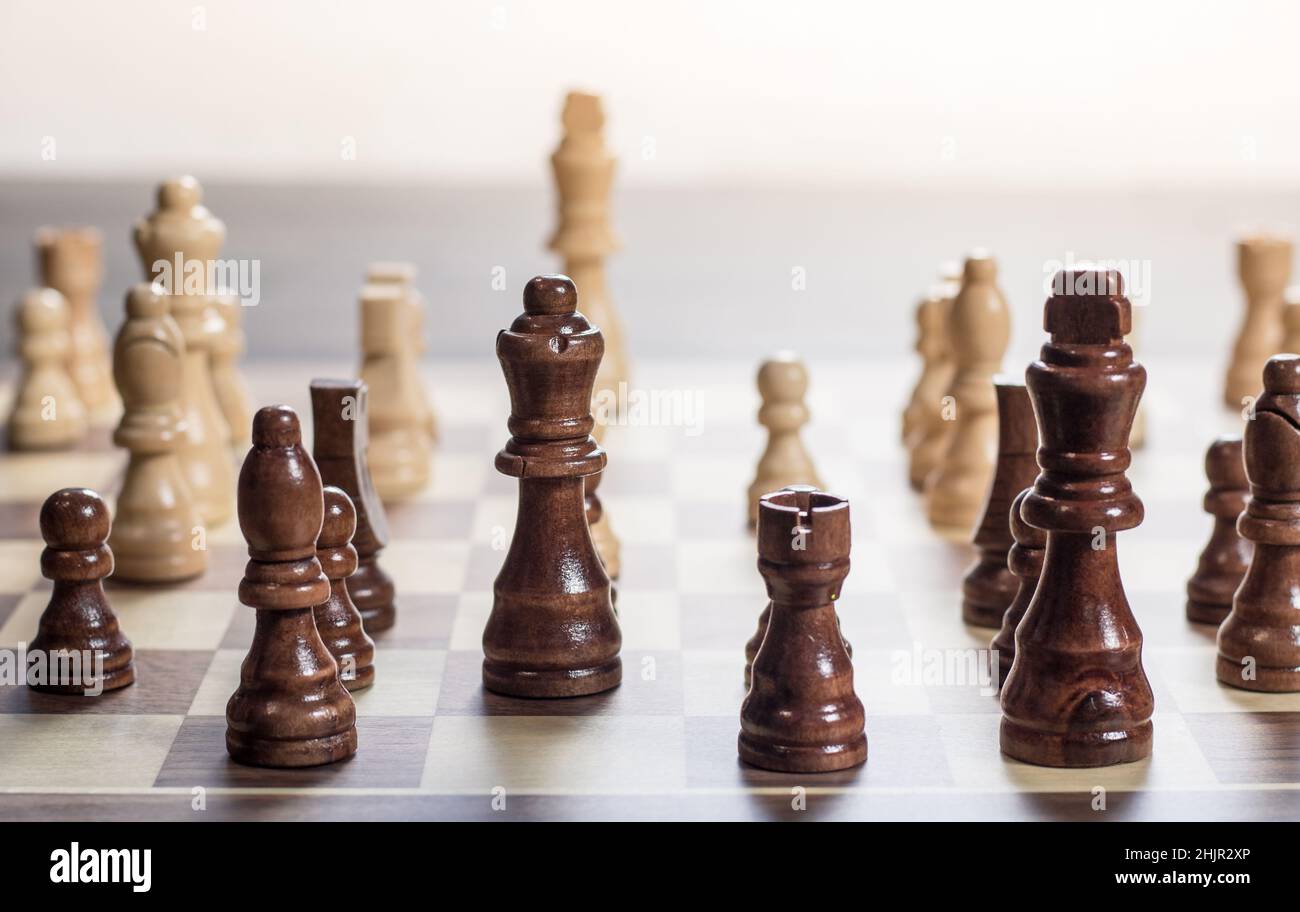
<box><xmin>675</xmin><ymin>500</ymin><xmax>745</xmax><ymax>540</ymax></box>
<box><xmin>676</xmin><ymin>540</ymin><xmax>763</xmax><ymax>595</ymax></box>
<box><xmin>0</xmin><ymin>589</ymin><xmax>235</xmax><ymax>653</ymax></box>
<box><xmin>117</xmin><ymin>590</ymin><xmax>239</xmax><ymax>651</ymax></box>
<box><xmin>1146</xmin><ymin>646</ymin><xmax>1300</xmax><ymax>713</ymax></box>
<box><xmin>1183</xmin><ymin>712</ymin><xmax>1300</xmax><ymax>784</ymax></box>
<box><xmin>0</xmin><ymin>714</ymin><xmax>183</xmax><ymax>788</ymax></box>
<box><xmin>615</xmin><ymin>589</ymin><xmax>681</xmax><ymax>650</ymax></box>
<box><xmin>448</xmin><ymin>591</ymin><xmax>491</xmax><ymax>651</ymax></box>
<box><xmin>383</xmin><ymin>500</ymin><xmax>477</xmax><ymax>540</ymax></box>
<box><xmin>467</xmin><ymin>495</ymin><xmax>516</xmax><ymax>545</ymax></box>
<box><xmin>463</xmin><ymin>544</ymin><xmax>504</xmax><ymax>590</ymax></box>
<box><xmin>936</xmin><ymin>711</ymin><xmax>1218</xmax><ymax>792</ymax></box>
<box><xmin>383</xmin><ymin>540</ymin><xmax>470</xmax><ymax>594</ymax></box>
<box><xmin>416</xmin><ymin>453</ymin><xmax>490</xmax><ymax>503</ymax></box>
<box><xmin>0</xmin><ymin>649</ymin><xmax>209</xmax><ymax>714</ymax></box>
<box><xmin>900</xmin><ymin>590</ymin><xmax>995</xmax><ymax>652</ymax></box>
<box><xmin>435</xmin><ymin>649</ymin><xmax>683</xmax><ymax>716</ymax></box>
<box><xmin>1129</xmin><ymin>592</ymin><xmax>1219</xmax><ymax>650</ymax></box>
<box><xmin>620</xmin><ymin>543</ymin><xmax>678</xmax><ymax>591</ymax></box>
<box><xmin>0</xmin><ymin>593</ymin><xmax>20</xmax><ymax>629</ymax></box>
<box><xmin>602</xmin><ymin>459</ymin><xmax>671</xmax><ymax>496</ymax></box>
<box><xmin>155</xmin><ymin>715</ymin><xmax>432</xmax><ymax>789</ymax></box>
<box><xmin>0</xmin><ymin>542</ymin><xmax>43</xmax><ymax>593</ymax></box>
<box><xmin>602</xmin><ymin>495</ymin><xmax>676</xmax><ymax>544</ymax></box>
<box><xmin>683</xmin><ymin>713</ymin><xmax>952</xmax><ymax>789</ymax></box>
<box><xmin>351</xmin><ymin>649</ymin><xmax>446</xmax><ymax>716</ymax></box>
<box><xmin>0</xmin><ymin>452</ymin><xmax>122</xmax><ymax>503</ymax></box>
<box><xmin>679</xmin><ymin>593</ymin><xmax>763</xmax><ymax>651</ymax></box>
<box><xmin>880</xmin><ymin>539</ymin><xmax>971</xmax><ymax>593</ymax></box>
<box><xmin>670</xmin><ymin>455</ymin><xmax>748</xmax><ymax>502</ymax></box>
<box><xmin>435</xmin><ymin>424</ymin><xmax>494</xmax><ymax>454</ymax></box>
<box><xmin>189</xmin><ymin>648</ymin><xmax>444</xmax><ymax>717</ymax></box>
<box><xmin>1120</xmin><ymin>539</ymin><xmax>1196</xmax><ymax>594</ymax></box>
<box><xmin>368</xmin><ymin>593</ymin><xmax>458</xmax><ymax>649</ymax></box>
<box><xmin>422</xmin><ymin>715</ymin><xmax>688</xmax><ymax>794</ymax></box>
<box><xmin>0</xmin><ymin>503</ymin><xmax>39</xmax><ymax>540</ymax></box>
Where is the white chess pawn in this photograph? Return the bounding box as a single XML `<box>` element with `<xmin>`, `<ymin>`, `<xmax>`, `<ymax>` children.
<box><xmin>5</xmin><ymin>289</ymin><xmax>87</xmax><ymax>450</ymax></box>
<box><xmin>210</xmin><ymin>290</ymin><xmax>255</xmax><ymax>450</ymax></box>
<box><xmin>365</xmin><ymin>261</ymin><xmax>437</xmax><ymax>443</ymax></box>
<box><xmin>747</xmin><ymin>353</ymin><xmax>823</xmax><ymax>526</ymax></box>
<box><xmin>360</xmin><ymin>284</ymin><xmax>431</xmax><ymax>501</ymax></box>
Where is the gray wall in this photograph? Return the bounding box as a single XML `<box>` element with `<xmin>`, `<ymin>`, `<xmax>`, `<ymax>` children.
<box><xmin>0</xmin><ymin>180</ymin><xmax>1293</xmax><ymax>372</ymax></box>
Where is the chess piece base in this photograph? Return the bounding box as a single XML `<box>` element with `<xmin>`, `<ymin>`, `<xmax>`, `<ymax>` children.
<box><xmin>340</xmin><ymin>664</ymin><xmax>375</xmax><ymax>692</ymax></box>
<box><xmin>738</xmin><ymin>732</ymin><xmax>867</xmax><ymax>774</ymax></box>
<box><xmin>961</xmin><ymin>559</ymin><xmax>1018</xmax><ymax>628</ymax></box>
<box><xmin>357</xmin><ymin>602</ymin><xmax>396</xmax><ymax>634</ymax></box>
<box><xmin>1000</xmin><ymin>718</ymin><xmax>1152</xmax><ymax>768</ymax></box>
<box><xmin>1186</xmin><ymin>598</ymin><xmax>1231</xmax><ymax>626</ymax></box>
<box><xmin>349</xmin><ymin>560</ymin><xmax>396</xmax><ymax>633</ymax></box>
<box><xmin>482</xmin><ymin>658</ymin><xmax>621</xmax><ymax>699</ymax></box>
<box><xmin>225</xmin><ymin>728</ymin><xmax>358</xmax><ymax>768</ymax></box>
<box><xmin>1215</xmin><ymin>656</ymin><xmax>1300</xmax><ymax>692</ymax></box>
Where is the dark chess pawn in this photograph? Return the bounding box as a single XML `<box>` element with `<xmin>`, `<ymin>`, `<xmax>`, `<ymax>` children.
<box><xmin>315</xmin><ymin>486</ymin><xmax>376</xmax><ymax>691</ymax></box>
<box><xmin>225</xmin><ymin>406</ymin><xmax>357</xmax><ymax>767</ymax></box>
<box><xmin>999</xmin><ymin>267</ymin><xmax>1153</xmax><ymax>768</ymax></box>
<box><xmin>990</xmin><ymin>487</ymin><xmax>1045</xmax><ymax>688</ymax></box>
<box><xmin>1218</xmin><ymin>356</ymin><xmax>1300</xmax><ymax>691</ymax></box>
<box><xmin>960</xmin><ymin>380</ymin><xmax>1038</xmax><ymax>628</ymax></box>
<box><xmin>29</xmin><ymin>488</ymin><xmax>134</xmax><ymax>694</ymax></box>
<box><xmin>483</xmin><ymin>275</ymin><xmax>621</xmax><ymax>697</ymax></box>
<box><xmin>1186</xmin><ymin>435</ymin><xmax>1251</xmax><ymax>625</ymax></box>
<box><xmin>743</xmin><ymin>483</ymin><xmax>852</xmax><ymax>689</ymax></box>
<box><xmin>740</xmin><ymin>487</ymin><xmax>865</xmax><ymax>773</ymax></box>
<box><xmin>310</xmin><ymin>378</ymin><xmax>397</xmax><ymax>634</ymax></box>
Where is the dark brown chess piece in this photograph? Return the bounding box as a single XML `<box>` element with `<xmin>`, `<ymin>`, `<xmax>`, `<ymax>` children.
<box><xmin>1217</xmin><ymin>355</ymin><xmax>1300</xmax><ymax>691</ymax></box>
<box><xmin>483</xmin><ymin>275</ymin><xmax>621</xmax><ymax>698</ymax></box>
<box><xmin>226</xmin><ymin>406</ymin><xmax>357</xmax><ymax>767</ymax></box>
<box><xmin>310</xmin><ymin>378</ymin><xmax>396</xmax><ymax>633</ymax></box>
<box><xmin>316</xmin><ymin>486</ymin><xmax>376</xmax><ymax>691</ymax></box>
<box><xmin>999</xmin><ymin>267</ymin><xmax>1153</xmax><ymax>768</ymax></box>
<box><xmin>739</xmin><ymin>487</ymin><xmax>865</xmax><ymax>773</ymax></box>
<box><xmin>1186</xmin><ymin>435</ymin><xmax>1251</xmax><ymax>625</ymax></box>
<box><xmin>584</xmin><ymin>469</ymin><xmax>619</xmax><ymax>609</ymax></box>
<box><xmin>29</xmin><ymin>488</ymin><xmax>134</xmax><ymax>694</ymax></box>
<box><xmin>961</xmin><ymin>380</ymin><xmax>1038</xmax><ymax>627</ymax></box>
<box><xmin>744</xmin><ymin>483</ymin><xmax>852</xmax><ymax>689</ymax></box>
<box><xmin>990</xmin><ymin>487</ymin><xmax>1044</xmax><ymax>687</ymax></box>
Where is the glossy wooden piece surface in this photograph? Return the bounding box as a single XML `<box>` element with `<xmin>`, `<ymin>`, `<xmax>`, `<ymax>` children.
<box><xmin>483</xmin><ymin>275</ymin><xmax>621</xmax><ymax>698</ymax></box>
<box><xmin>990</xmin><ymin>487</ymin><xmax>1045</xmax><ymax>687</ymax></box>
<box><xmin>30</xmin><ymin>488</ymin><xmax>134</xmax><ymax>694</ymax></box>
<box><xmin>310</xmin><ymin>378</ymin><xmax>396</xmax><ymax>634</ymax></box>
<box><xmin>740</xmin><ymin>486</ymin><xmax>865</xmax><ymax>772</ymax></box>
<box><xmin>1000</xmin><ymin>268</ymin><xmax>1153</xmax><ymax>768</ymax></box>
<box><xmin>1217</xmin><ymin>356</ymin><xmax>1300</xmax><ymax>691</ymax></box>
<box><xmin>315</xmin><ymin>486</ymin><xmax>375</xmax><ymax>691</ymax></box>
<box><xmin>960</xmin><ymin>380</ymin><xmax>1037</xmax><ymax>628</ymax></box>
<box><xmin>225</xmin><ymin>406</ymin><xmax>357</xmax><ymax>767</ymax></box>
<box><xmin>1186</xmin><ymin>435</ymin><xmax>1250</xmax><ymax>625</ymax></box>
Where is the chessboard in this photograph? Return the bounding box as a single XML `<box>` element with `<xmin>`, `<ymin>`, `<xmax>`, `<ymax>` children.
<box><xmin>0</xmin><ymin>355</ymin><xmax>1297</xmax><ymax>823</ymax></box>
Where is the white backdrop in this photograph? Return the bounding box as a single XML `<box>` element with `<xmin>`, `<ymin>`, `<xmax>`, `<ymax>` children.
<box><xmin>3</xmin><ymin>0</ymin><xmax>1299</xmax><ymax>186</ymax></box>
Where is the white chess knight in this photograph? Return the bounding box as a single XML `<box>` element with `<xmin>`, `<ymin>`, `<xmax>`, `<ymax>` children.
<box><xmin>5</xmin><ymin>288</ymin><xmax>87</xmax><ymax>451</ymax></box>
<box><xmin>747</xmin><ymin>353</ymin><xmax>823</xmax><ymax>525</ymax></box>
